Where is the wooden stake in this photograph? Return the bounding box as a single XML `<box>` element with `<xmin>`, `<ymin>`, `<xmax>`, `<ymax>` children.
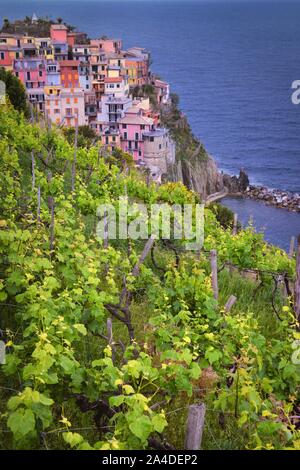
<box><xmin>224</xmin><ymin>295</ymin><xmax>237</xmax><ymax>313</ymax></box>
<box><xmin>103</xmin><ymin>210</ymin><xmax>109</xmax><ymax>249</ymax></box>
<box><xmin>49</xmin><ymin>197</ymin><xmax>55</xmax><ymax>254</ymax></box>
<box><xmin>185</xmin><ymin>403</ymin><xmax>206</xmax><ymax>450</ymax></box>
<box><xmin>232</xmin><ymin>213</ymin><xmax>238</xmax><ymax>236</ymax></box>
<box><xmin>71</xmin><ymin>122</ymin><xmax>78</xmax><ymax>194</ymax></box>
<box><xmin>37</xmin><ymin>186</ymin><xmax>41</xmax><ymax>222</ymax></box>
<box><xmin>295</xmin><ymin>235</ymin><xmax>300</xmax><ymax>321</ymax></box>
<box><xmin>132</xmin><ymin>235</ymin><xmax>156</xmax><ymax>277</ymax></box>
<box><xmin>31</xmin><ymin>151</ymin><xmax>35</xmax><ymax>191</ymax></box>
<box><xmin>289</xmin><ymin>236</ymin><xmax>295</xmax><ymax>259</ymax></box>
<box><xmin>210</xmin><ymin>250</ymin><xmax>218</xmax><ymax>301</ymax></box>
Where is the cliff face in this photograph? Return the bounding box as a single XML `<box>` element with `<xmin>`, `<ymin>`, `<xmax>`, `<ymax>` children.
<box><xmin>162</xmin><ymin>95</ymin><xmax>249</xmax><ymax>200</ymax></box>
<box><xmin>168</xmin><ymin>151</ymin><xmax>224</xmax><ymax>200</ymax></box>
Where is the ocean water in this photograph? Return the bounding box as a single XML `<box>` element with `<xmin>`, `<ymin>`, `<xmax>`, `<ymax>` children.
<box><xmin>0</xmin><ymin>0</ymin><xmax>299</xmax><ymax>248</ymax></box>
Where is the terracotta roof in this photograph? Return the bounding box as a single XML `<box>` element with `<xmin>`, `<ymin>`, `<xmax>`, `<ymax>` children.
<box><xmin>51</xmin><ymin>24</ymin><xmax>68</xmax><ymax>30</ymax></box>
<box><xmin>105</xmin><ymin>77</ymin><xmax>122</xmax><ymax>83</ymax></box>
<box><xmin>118</xmin><ymin>114</ymin><xmax>153</xmax><ymax>126</ymax></box>
<box><xmin>59</xmin><ymin>60</ymin><xmax>80</xmax><ymax>67</ymax></box>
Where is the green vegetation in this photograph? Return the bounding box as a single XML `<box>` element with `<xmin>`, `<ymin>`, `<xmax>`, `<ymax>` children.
<box><xmin>0</xmin><ymin>68</ymin><xmax>29</xmax><ymax>117</ymax></box>
<box><xmin>63</xmin><ymin>125</ymin><xmax>99</xmax><ymax>149</ymax></box>
<box><xmin>0</xmin><ymin>16</ymin><xmax>75</xmax><ymax>37</ymax></box>
<box><xmin>161</xmin><ymin>93</ymin><xmax>208</xmax><ymax>163</ymax></box>
<box><xmin>0</xmin><ymin>102</ymin><xmax>299</xmax><ymax>450</ymax></box>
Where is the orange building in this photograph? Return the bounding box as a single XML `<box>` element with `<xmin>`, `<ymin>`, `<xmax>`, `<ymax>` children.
<box><xmin>60</xmin><ymin>60</ymin><xmax>80</xmax><ymax>88</ymax></box>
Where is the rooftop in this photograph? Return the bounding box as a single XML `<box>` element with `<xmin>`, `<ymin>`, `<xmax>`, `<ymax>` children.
<box><xmin>59</xmin><ymin>60</ymin><xmax>80</xmax><ymax>67</ymax></box>
<box><xmin>105</xmin><ymin>77</ymin><xmax>123</xmax><ymax>83</ymax></box>
<box><xmin>51</xmin><ymin>24</ymin><xmax>68</xmax><ymax>31</ymax></box>
<box><xmin>118</xmin><ymin>114</ymin><xmax>153</xmax><ymax>126</ymax></box>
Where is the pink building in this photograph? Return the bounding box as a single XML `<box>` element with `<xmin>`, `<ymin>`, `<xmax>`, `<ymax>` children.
<box><xmin>90</xmin><ymin>38</ymin><xmax>122</xmax><ymax>54</ymax></box>
<box><xmin>118</xmin><ymin>107</ymin><xmax>154</xmax><ymax>160</ymax></box>
<box><xmin>50</xmin><ymin>24</ymin><xmax>68</xmax><ymax>43</ymax></box>
<box><xmin>13</xmin><ymin>58</ymin><xmax>46</xmax><ymax>111</ymax></box>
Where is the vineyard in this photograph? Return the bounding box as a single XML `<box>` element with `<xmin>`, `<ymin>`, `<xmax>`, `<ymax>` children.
<box><xmin>0</xmin><ymin>101</ymin><xmax>299</xmax><ymax>450</ymax></box>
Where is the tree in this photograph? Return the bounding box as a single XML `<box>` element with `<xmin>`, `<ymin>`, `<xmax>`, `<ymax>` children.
<box><xmin>63</xmin><ymin>125</ymin><xmax>99</xmax><ymax>148</ymax></box>
<box><xmin>0</xmin><ymin>67</ymin><xmax>29</xmax><ymax>117</ymax></box>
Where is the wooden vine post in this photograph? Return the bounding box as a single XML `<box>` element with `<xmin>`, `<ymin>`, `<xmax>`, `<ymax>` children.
<box><xmin>210</xmin><ymin>249</ymin><xmax>218</xmax><ymax>301</ymax></box>
<box><xmin>224</xmin><ymin>295</ymin><xmax>237</xmax><ymax>313</ymax></box>
<box><xmin>295</xmin><ymin>234</ymin><xmax>300</xmax><ymax>321</ymax></box>
<box><xmin>289</xmin><ymin>236</ymin><xmax>295</xmax><ymax>259</ymax></box>
<box><xmin>185</xmin><ymin>403</ymin><xmax>206</xmax><ymax>450</ymax></box>
<box><xmin>232</xmin><ymin>213</ymin><xmax>238</xmax><ymax>236</ymax></box>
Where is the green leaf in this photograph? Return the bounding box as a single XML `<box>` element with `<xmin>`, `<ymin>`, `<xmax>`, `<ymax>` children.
<box><xmin>73</xmin><ymin>324</ymin><xmax>87</xmax><ymax>336</ymax></box>
<box><xmin>63</xmin><ymin>432</ymin><xmax>84</xmax><ymax>448</ymax></box>
<box><xmin>109</xmin><ymin>395</ymin><xmax>125</xmax><ymax>407</ymax></box>
<box><xmin>59</xmin><ymin>355</ymin><xmax>76</xmax><ymax>375</ymax></box>
<box><xmin>152</xmin><ymin>413</ymin><xmax>167</xmax><ymax>433</ymax></box>
<box><xmin>129</xmin><ymin>415</ymin><xmax>153</xmax><ymax>443</ymax></box>
<box><xmin>7</xmin><ymin>409</ymin><xmax>35</xmax><ymax>438</ymax></box>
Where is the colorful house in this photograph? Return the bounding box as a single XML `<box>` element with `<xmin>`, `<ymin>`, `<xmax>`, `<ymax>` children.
<box><xmin>90</xmin><ymin>38</ymin><xmax>122</xmax><ymax>54</ymax></box>
<box><xmin>152</xmin><ymin>78</ymin><xmax>170</xmax><ymax>105</ymax></box>
<box><xmin>143</xmin><ymin>128</ymin><xmax>175</xmax><ymax>181</ymax></box>
<box><xmin>118</xmin><ymin>107</ymin><xmax>154</xmax><ymax>160</ymax></box>
<box><xmin>125</xmin><ymin>56</ymin><xmax>149</xmax><ymax>87</ymax></box>
<box><xmin>45</xmin><ymin>85</ymin><xmax>86</xmax><ymax>127</ymax></box>
<box><xmin>72</xmin><ymin>45</ymin><xmax>91</xmax><ymax>63</ymax></box>
<box><xmin>60</xmin><ymin>60</ymin><xmax>80</xmax><ymax>88</ymax></box>
<box><xmin>13</xmin><ymin>58</ymin><xmax>46</xmax><ymax>111</ymax></box>
<box><xmin>50</xmin><ymin>24</ymin><xmax>68</xmax><ymax>44</ymax></box>
<box><xmin>78</xmin><ymin>61</ymin><xmax>92</xmax><ymax>91</ymax></box>
<box><xmin>34</xmin><ymin>38</ymin><xmax>54</xmax><ymax>60</ymax></box>
<box><xmin>46</xmin><ymin>61</ymin><xmax>61</xmax><ymax>86</ymax></box>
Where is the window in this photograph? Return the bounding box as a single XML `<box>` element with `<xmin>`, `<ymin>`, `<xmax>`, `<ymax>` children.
<box><xmin>39</xmin><ymin>70</ymin><xmax>43</xmax><ymax>77</ymax></box>
<box><xmin>15</xmin><ymin>52</ymin><xmax>19</xmax><ymax>59</ymax></box>
<box><xmin>141</xmin><ymin>125</ymin><xmax>145</xmax><ymax>130</ymax></box>
<box><xmin>105</xmin><ymin>137</ymin><xmax>109</xmax><ymax>145</ymax></box>
<box><xmin>15</xmin><ymin>71</ymin><xmax>19</xmax><ymax>77</ymax></box>
<box><xmin>159</xmin><ymin>144</ymin><xmax>162</xmax><ymax>150</ymax></box>
<box><xmin>122</xmin><ymin>124</ymin><xmax>127</xmax><ymax>129</ymax></box>
<box><xmin>74</xmin><ymin>97</ymin><xmax>78</xmax><ymax>104</ymax></box>
<box><xmin>135</xmin><ymin>133</ymin><xmax>139</xmax><ymax>141</ymax></box>
<box><xmin>0</xmin><ymin>52</ymin><xmax>4</xmax><ymax>60</ymax></box>
<box><xmin>150</xmin><ymin>137</ymin><xmax>154</xmax><ymax>142</ymax></box>
<box><xmin>27</xmin><ymin>72</ymin><xmax>31</xmax><ymax>80</ymax></box>
<box><xmin>124</xmin><ymin>132</ymin><xmax>128</xmax><ymax>140</ymax></box>
<box><xmin>54</xmin><ymin>109</ymin><xmax>60</xmax><ymax>114</ymax></box>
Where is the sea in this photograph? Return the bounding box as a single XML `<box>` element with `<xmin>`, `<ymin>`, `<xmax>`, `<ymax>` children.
<box><xmin>0</xmin><ymin>0</ymin><xmax>299</xmax><ymax>250</ymax></box>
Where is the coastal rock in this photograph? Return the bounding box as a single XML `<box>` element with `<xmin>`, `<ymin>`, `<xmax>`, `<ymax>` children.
<box><xmin>243</xmin><ymin>185</ymin><xmax>300</xmax><ymax>212</ymax></box>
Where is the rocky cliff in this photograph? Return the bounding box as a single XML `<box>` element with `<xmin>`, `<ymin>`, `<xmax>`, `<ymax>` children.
<box><xmin>162</xmin><ymin>94</ymin><xmax>249</xmax><ymax>200</ymax></box>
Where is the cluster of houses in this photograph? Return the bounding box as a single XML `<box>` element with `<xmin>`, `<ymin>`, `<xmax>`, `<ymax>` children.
<box><xmin>0</xmin><ymin>16</ymin><xmax>175</xmax><ymax>180</ymax></box>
